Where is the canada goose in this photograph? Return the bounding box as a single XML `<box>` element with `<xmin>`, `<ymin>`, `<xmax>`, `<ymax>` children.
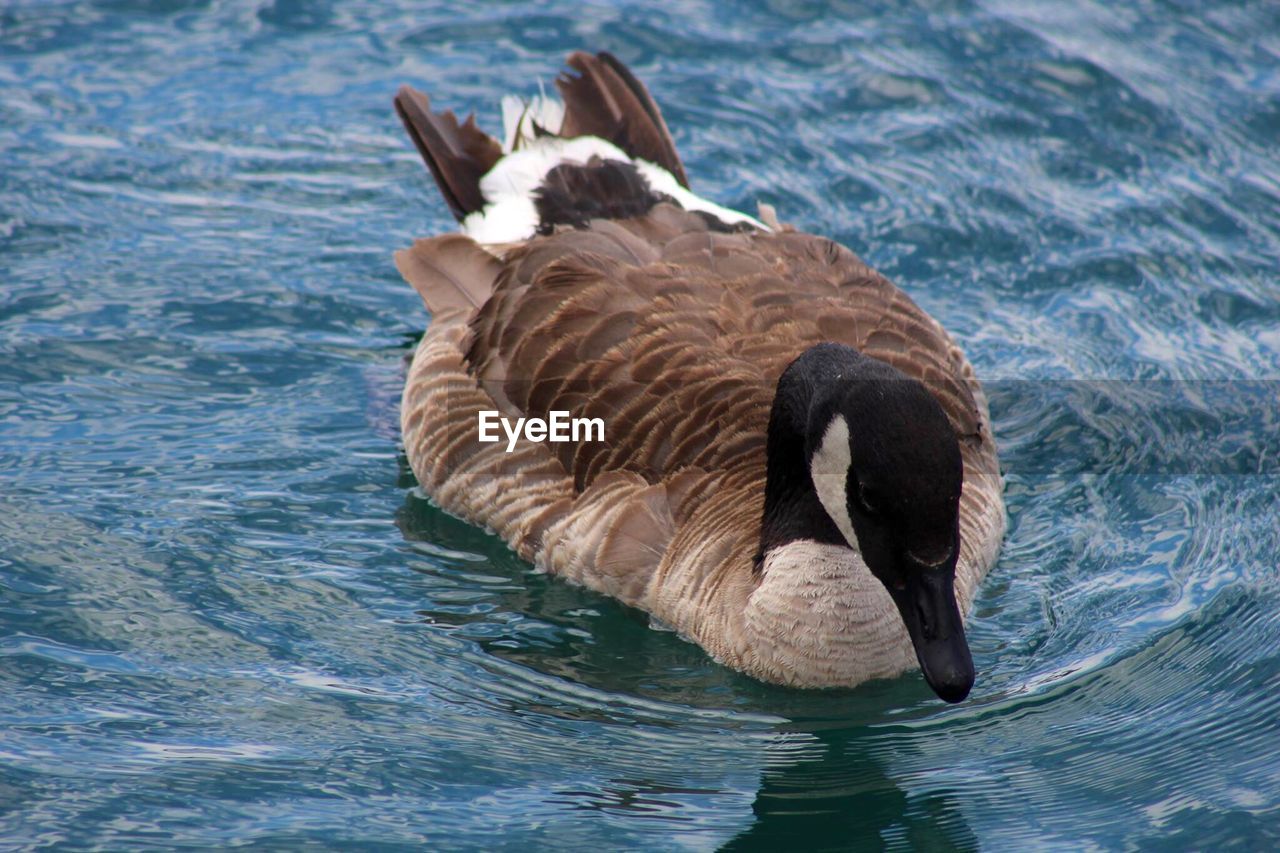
<box><xmin>392</xmin><ymin>51</ymin><xmax>1004</xmax><ymax>703</ymax></box>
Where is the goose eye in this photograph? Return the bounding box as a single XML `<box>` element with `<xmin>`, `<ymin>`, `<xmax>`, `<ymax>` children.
<box><xmin>856</xmin><ymin>482</ymin><xmax>882</xmax><ymax>516</ymax></box>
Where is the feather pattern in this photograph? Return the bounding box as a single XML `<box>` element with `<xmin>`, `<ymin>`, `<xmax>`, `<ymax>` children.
<box><xmin>399</xmin><ymin>202</ymin><xmax>1004</xmax><ymax>688</ymax></box>
<box><xmin>393</xmin><ymin>52</ymin><xmax>1005</xmax><ymax>689</ymax></box>
<box><xmin>393</xmin><ymin>234</ymin><xmax>503</xmax><ymax>315</ymax></box>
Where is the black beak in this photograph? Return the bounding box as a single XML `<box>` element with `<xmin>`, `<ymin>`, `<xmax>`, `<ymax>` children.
<box><xmin>889</xmin><ymin>568</ymin><xmax>974</xmax><ymax>703</ymax></box>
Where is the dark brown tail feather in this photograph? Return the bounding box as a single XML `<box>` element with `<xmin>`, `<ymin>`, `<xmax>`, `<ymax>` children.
<box><xmin>394</xmin><ymin>85</ymin><xmax>503</xmax><ymax>221</ymax></box>
<box><xmin>557</xmin><ymin>51</ymin><xmax>690</xmax><ymax>189</ymax></box>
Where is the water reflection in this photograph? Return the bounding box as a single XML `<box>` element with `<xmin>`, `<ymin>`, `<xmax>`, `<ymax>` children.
<box><xmin>724</xmin><ymin>725</ymin><xmax>977</xmax><ymax>852</ymax></box>
<box><xmin>395</xmin><ymin>483</ymin><xmax>980</xmax><ymax>848</ymax></box>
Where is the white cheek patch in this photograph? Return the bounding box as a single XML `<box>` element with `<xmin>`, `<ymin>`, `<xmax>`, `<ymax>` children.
<box><xmin>811</xmin><ymin>414</ymin><xmax>858</xmax><ymax>550</ymax></box>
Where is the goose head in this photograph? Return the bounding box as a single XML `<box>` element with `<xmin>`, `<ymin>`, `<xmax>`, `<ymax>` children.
<box><xmin>761</xmin><ymin>343</ymin><xmax>972</xmax><ymax>702</ymax></box>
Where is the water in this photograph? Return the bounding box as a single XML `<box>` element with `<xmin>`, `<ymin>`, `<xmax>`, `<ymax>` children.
<box><xmin>3</xmin><ymin>0</ymin><xmax>1279</xmax><ymax>847</ymax></box>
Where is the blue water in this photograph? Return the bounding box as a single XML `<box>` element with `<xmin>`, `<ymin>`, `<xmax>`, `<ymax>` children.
<box><xmin>3</xmin><ymin>0</ymin><xmax>1279</xmax><ymax>847</ymax></box>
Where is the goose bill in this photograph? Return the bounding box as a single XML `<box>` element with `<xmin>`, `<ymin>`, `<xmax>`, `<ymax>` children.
<box><xmin>888</xmin><ymin>569</ymin><xmax>975</xmax><ymax>703</ymax></box>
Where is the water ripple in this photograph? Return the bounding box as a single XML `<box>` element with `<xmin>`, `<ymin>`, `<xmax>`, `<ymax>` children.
<box><xmin>3</xmin><ymin>0</ymin><xmax>1280</xmax><ymax>847</ymax></box>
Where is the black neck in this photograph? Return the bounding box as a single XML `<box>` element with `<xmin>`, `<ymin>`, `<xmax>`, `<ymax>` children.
<box><xmin>756</xmin><ymin>344</ymin><xmax>865</xmax><ymax>566</ymax></box>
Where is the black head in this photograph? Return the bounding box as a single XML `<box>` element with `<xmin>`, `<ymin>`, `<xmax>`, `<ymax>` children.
<box><xmin>803</xmin><ymin>353</ymin><xmax>972</xmax><ymax>702</ymax></box>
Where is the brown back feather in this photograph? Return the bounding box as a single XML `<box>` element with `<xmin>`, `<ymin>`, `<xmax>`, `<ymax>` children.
<box><xmin>462</xmin><ymin>204</ymin><xmax>986</xmax><ymax>494</ymax></box>
<box><xmin>394</xmin><ymin>234</ymin><xmax>503</xmax><ymax>316</ymax></box>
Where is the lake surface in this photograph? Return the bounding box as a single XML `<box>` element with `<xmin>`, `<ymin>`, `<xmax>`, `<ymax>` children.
<box><xmin>3</xmin><ymin>0</ymin><xmax>1279</xmax><ymax>848</ymax></box>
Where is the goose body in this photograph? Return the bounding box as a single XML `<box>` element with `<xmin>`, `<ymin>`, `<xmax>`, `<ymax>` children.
<box><xmin>393</xmin><ymin>52</ymin><xmax>1005</xmax><ymax>702</ymax></box>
